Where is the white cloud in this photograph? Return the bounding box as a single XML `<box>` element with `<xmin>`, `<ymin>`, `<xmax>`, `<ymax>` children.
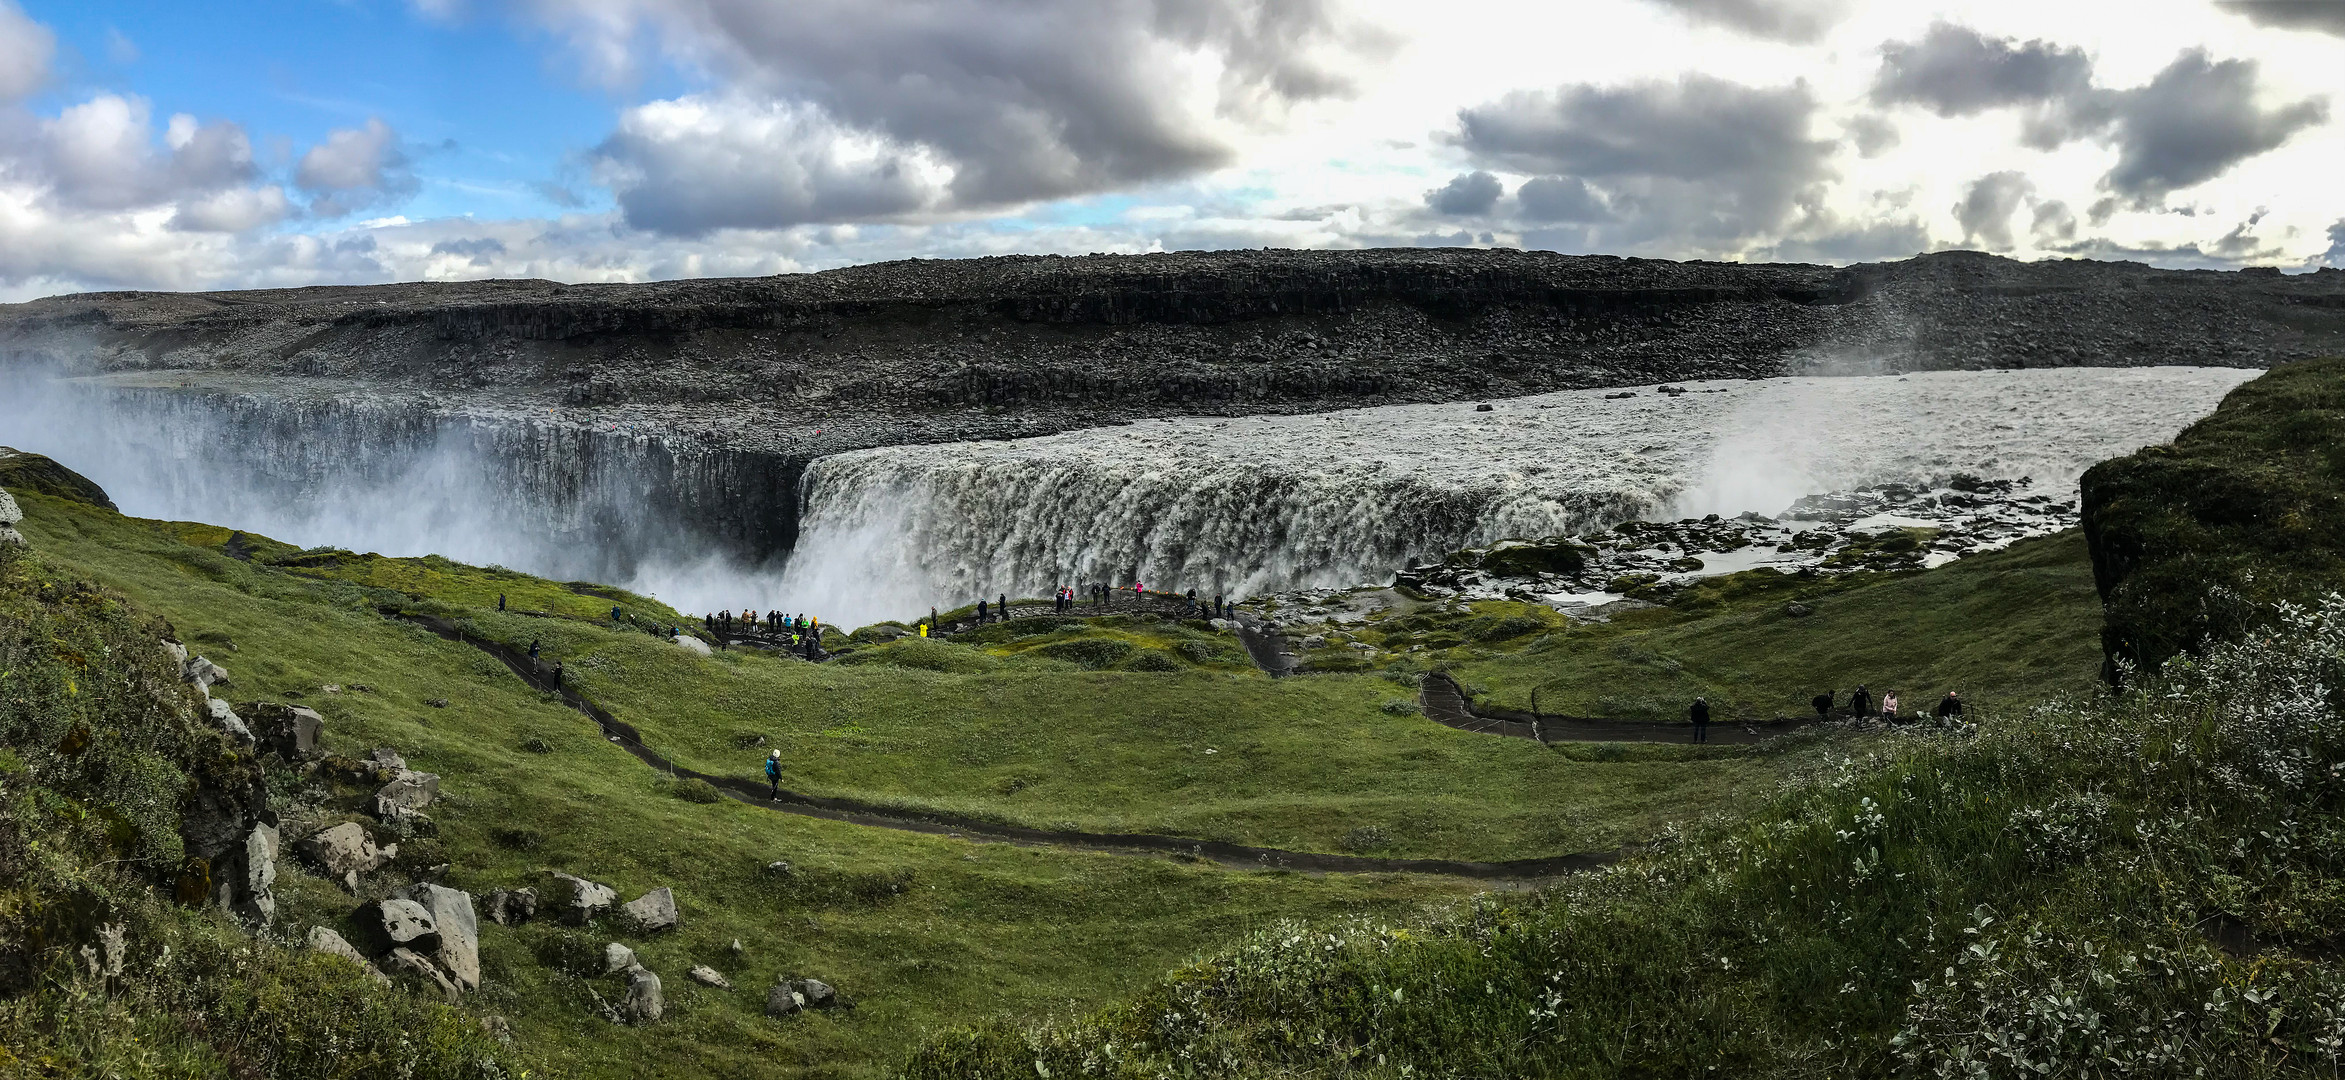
<box><xmin>0</xmin><ymin>0</ymin><xmax>52</xmax><ymax>102</ymax></box>
<box><xmin>296</xmin><ymin>118</ymin><xmax>418</xmax><ymax>217</ymax></box>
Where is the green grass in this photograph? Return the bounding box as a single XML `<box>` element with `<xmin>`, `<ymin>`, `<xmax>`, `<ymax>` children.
<box><xmin>9</xmin><ymin>491</ymin><xmax>1481</xmax><ymax>1078</ymax></box>
<box><xmin>1445</xmin><ymin>530</ymin><xmax>2104</xmax><ymax>724</ymax></box>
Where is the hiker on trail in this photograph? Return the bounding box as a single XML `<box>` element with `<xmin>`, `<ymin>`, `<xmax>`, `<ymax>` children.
<box><xmin>552</xmin><ymin>661</ymin><xmax>563</xmax><ymax>686</ymax></box>
<box><xmin>1852</xmin><ymin>685</ymin><xmax>1872</xmax><ymax>718</ymax></box>
<box><xmin>1811</xmin><ymin>692</ymin><xmax>1833</xmax><ymax>721</ymax></box>
<box><xmin>612</xmin><ymin>605</ymin><xmax>623</xmax><ymax>623</ymax></box>
<box><xmin>529</xmin><ymin>639</ymin><xmax>540</xmax><ymax>661</ymax></box>
<box><xmin>977</xmin><ymin>599</ymin><xmax>989</xmax><ymax>624</ymax></box>
<box><xmin>764</xmin><ymin>750</ymin><xmax>782</xmax><ymax>799</ymax></box>
<box><xmin>497</xmin><ymin>593</ymin><xmax>506</xmax><ymax>612</ymax></box>
<box><xmin>1690</xmin><ymin>697</ymin><xmax>1711</xmax><ymax>743</ymax></box>
<box><xmin>1135</xmin><ymin>581</ymin><xmax>1146</xmax><ymax>600</ymax></box>
<box><xmin>929</xmin><ymin>607</ymin><xmax>939</xmax><ymax>631</ymax></box>
<box><xmin>1186</xmin><ymin>588</ymin><xmax>1198</xmax><ymax>613</ymax></box>
<box><xmin>1935</xmin><ymin>690</ymin><xmax>1964</xmax><ymax>719</ymax></box>
<box><xmin>999</xmin><ymin>594</ymin><xmax>1008</xmax><ymax>621</ymax></box>
<box><xmin>1880</xmin><ymin>690</ymin><xmax>1901</xmax><ymax>722</ymax></box>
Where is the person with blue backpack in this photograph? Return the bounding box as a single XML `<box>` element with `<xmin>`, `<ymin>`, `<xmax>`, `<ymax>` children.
<box><xmin>764</xmin><ymin>749</ymin><xmax>782</xmax><ymax>800</ymax></box>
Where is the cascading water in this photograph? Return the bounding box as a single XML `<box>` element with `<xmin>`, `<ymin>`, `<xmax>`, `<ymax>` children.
<box><xmin>780</xmin><ymin>367</ymin><xmax>2256</xmax><ymax>627</ymax></box>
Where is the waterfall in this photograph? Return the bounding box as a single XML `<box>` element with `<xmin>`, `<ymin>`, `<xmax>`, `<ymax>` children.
<box><xmin>780</xmin><ymin>367</ymin><xmax>2257</xmax><ymax>626</ymax></box>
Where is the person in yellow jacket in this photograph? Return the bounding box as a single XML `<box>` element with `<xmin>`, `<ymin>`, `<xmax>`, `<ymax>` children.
<box><xmin>918</xmin><ymin>623</ymin><xmax>929</xmax><ymax>638</ymax></box>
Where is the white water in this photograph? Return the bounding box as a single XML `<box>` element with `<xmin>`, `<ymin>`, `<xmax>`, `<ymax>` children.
<box><xmin>780</xmin><ymin>367</ymin><xmax>2256</xmax><ymax>626</ymax></box>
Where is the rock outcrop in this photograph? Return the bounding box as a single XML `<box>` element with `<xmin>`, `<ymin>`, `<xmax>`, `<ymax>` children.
<box><xmin>396</xmin><ymin>884</ymin><xmax>481</xmax><ymax>992</ymax></box>
<box><xmin>621</xmin><ymin>967</ymin><xmax>663</xmax><ymax>1024</ymax></box>
<box><xmin>482</xmin><ymin>887</ymin><xmax>538</xmax><ymax>926</ymax></box>
<box><xmin>0</xmin><ymin>490</ymin><xmax>21</xmax><ymax>547</ymax></box>
<box><xmin>353</xmin><ymin>898</ymin><xmax>441</xmax><ymax>956</ymax></box>
<box><xmin>295</xmin><ymin>822</ymin><xmax>395</xmax><ymax>888</ymax></box>
<box><xmin>0</xmin><ymin>447</ymin><xmax>116</xmax><ymax>510</ymax></box>
<box><xmin>551</xmin><ymin>873</ymin><xmax>617</xmax><ymax>925</ymax></box>
<box><xmin>307</xmin><ymin>926</ymin><xmax>390</xmax><ymax>986</ymax></box>
<box><xmin>621</xmin><ymin>887</ymin><xmax>677</xmax><ymax>934</ymax></box>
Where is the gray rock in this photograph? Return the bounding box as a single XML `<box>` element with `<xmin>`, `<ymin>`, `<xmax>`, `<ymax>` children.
<box><xmin>204</xmin><ymin>698</ymin><xmax>253</xmax><ymax>747</ymax></box>
<box><xmin>224</xmin><ymin>822</ymin><xmax>278</xmax><ymax>924</ymax></box>
<box><xmin>481</xmin><ymin>1015</ymin><xmax>513</xmax><ymax>1045</ymax></box>
<box><xmin>383</xmin><ymin>947</ymin><xmax>462</xmax><ymax>1004</ymax></box>
<box><xmin>366</xmin><ymin>747</ymin><xmax>406</xmax><ymax>773</ymax></box>
<box><xmin>396</xmin><ymin>883</ymin><xmax>481</xmax><ymax>991</ymax></box>
<box><xmin>483</xmin><ymin>887</ymin><xmax>538</xmax><ymax>926</ymax></box>
<box><xmin>308</xmin><ymin>926</ymin><xmax>391</xmax><ymax>986</ymax></box>
<box><xmin>603</xmin><ymin>942</ymin><xmax>638</xmax><ymax>975</ymax></box>
<box><xmin>0</xmin><ymin>489</ymin><xmax>18</xmax><ymax>525</ymax></box>
<box><xmin>796</xmin><ymin>978</ymin><xmax>836</xmax><ymax>1008</ymax></box>
<box><xmin>622</xmin><ymin>966</ymin><xmax>663</xmax><ymax>1024</ymax></box>
<box><xmin>621</xmin><ymin>887</ymin><xmax>678</xmax><ymax>934</ymax></box>
<box><xmin>371</xmin><ymin>771</ymin><xmax>440</xmax><ymax>817</ymax></box>
<box><xmin>160</xmin><ymin>639</ymin><xmax>188</xmax><ymax>668</ymax></box>
<box><xmin>294</xmin><ymin>822</ymin><xmax>394</xmax><ymax>882</ymax></box>
<box><xmin>766</xmin><ymin>982</ymin><xmax>804</xmax><ymax>1018</ymax></box>
<box><xmin>184</xmin><ymin>656</ymin><xmax>230</xmax><ymax>693</ymax></box>
<box><xmin>687</xmin><ymin>964</ymin><xmax>732</xmax><ymax>989</ymax></box>
<box><xmin>354</xmin><ymin>897</ymin><xmax>441</xmax><ymax>956</ymax></box>
<box><xmin>249</xmin><ymin>703</ymin><xmax>323</xmax><ymax>761</ymax></box>
<box><xmin>729</xmin><ymin>937</ymin><xmax>744</xmax><ymax>957</ymax></box>
<box><xmin>552</xmin><ymin>873</ymin><xmax>618</xmax><ymax>925</ymax></box>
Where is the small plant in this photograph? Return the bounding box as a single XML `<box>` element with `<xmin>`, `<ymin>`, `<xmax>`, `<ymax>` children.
<box><xmin>671</xmin><ymin>777</ymin><xmax>723</xmax><ymax>804</ymax></box>
<box><xmin>1341</xmin><ymin>825</ymin><xmax>1392</xmax><ymax>853</ymax></box>
<box><xmin>1379</xmin><ymin>699</ymin><xmax>1419</xmax><ymax>716</ymax></box>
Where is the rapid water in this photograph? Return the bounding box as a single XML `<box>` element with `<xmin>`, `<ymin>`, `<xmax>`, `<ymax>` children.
<box><xmin>778</xmin><ymin>367</ymin><xmax>2255</xmax><ymax>626</ymax></box>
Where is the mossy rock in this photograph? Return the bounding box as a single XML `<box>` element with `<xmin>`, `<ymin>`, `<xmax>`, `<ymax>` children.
<box><xmin>1479</xmin><ymin>541</ymin><xmax>1588</xmax><ymax>577</ymax></box>
<box><xmin>0</xmin><ymin>447</ymin><xmax>116</xmax><ymax>510</ymax></box>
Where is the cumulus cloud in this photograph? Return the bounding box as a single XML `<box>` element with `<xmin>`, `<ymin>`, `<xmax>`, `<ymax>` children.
<box><xmin>551</xmin><ymin>0</ymin><xmax>1379</xmax><ymax>234</ymax></box>
<box><xmin>2031</xmin><ymin>200</ymin><xmax>2078</xmax><ymax>241</ymax></box>
<box><xmin>1424</xmin><ymin>170</ymin><xmax>1501</xmax><ymax>215</ymax></box>
<box><xmin>2098</xmin><ymin>50</ymin><xmax>2327</xmax><ymax>203</ymax></box>
<box><xmin>0</xmin><ymin>0</ymin><xmax>53</xmax><ymax>101</ymax></box>
<box><xmin>296</xmin><ymin>118</ymin><xmax>419</xmax><ymax>217</ymax></box>
<box><xmin>1953</xmin><ymin>170</ymin><xmax>2033</xmax><ymax>250</ymax></box>
<box><xmin>1641</xmin><ymin>0</ymin><xmax>1851</xmax><ymax>43</ymax></box>
<box><xmin>170</xmin><ymin>186</ymin><xmax>295</xmax><ymax>233</ymax></box>
<box><xmin>1455</xmin><ymin>74</ymin><xmax>1830</xmax><ymax>245</ymax></box>
<box><xmin>2217</xmin><ymin>1</ymin><xmax>2345</xmax><ymax>36</ymax></box>
<box><xmin>1515</xmin><ymin>176</ymin><xmax>1610</xmax><ymax>222</ymax></box>
<box><xmin>1845</xmin><ymin>114</ymin><xmax>1900</xmax><ymax>157</ymax></box>
<box><xmin>1871</xmin><ymin>22</ymin><xmax>2093</xmax><ymax>117</ymax></box>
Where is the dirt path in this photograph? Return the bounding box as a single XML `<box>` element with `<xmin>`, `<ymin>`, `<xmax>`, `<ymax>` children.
<box><xmin>399</xmin><ymin>613</ymin><xmax>1623</xmax><ymax>882</ymax></box>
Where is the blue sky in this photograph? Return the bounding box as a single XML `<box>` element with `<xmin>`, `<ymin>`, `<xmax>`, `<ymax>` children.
<box><xmin>0</xmin><ymin>0</ymin><xmax>2338</xmax><ymax>300</ymax></box>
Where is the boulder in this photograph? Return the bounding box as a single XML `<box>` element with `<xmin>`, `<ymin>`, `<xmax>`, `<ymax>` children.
<box><xmin>622</xmin><ymin>967</ymin><xmax>664</xmax><ymax>1024</ymax></box>
<box><xmin>372</xmin><ymin>771</ymin><xmax>441</xmax><ymax>817</ymax></box>
<box><xmin>621</xmin><ymin>887</ymin><xmax>678</xmax><ymax>934</ymax></box>
<box><xmin>245</xmin><ymin>703</ymin><xmax>323</xmax><ymax>761</ymax></box>
<box><xmin>482</xmin><ymin>887</ymin><xmax>538</xmax><ymax>926</ymax></box>
<box><xmin>687</xmin><ymin>964</ymin><xmax>732</xmax><ymax>989</ymax></box>
<box><xmin>160</xmin><ymin>639</ymin><xmax>188</xmax><ymax>669</ymax></box>
<box><xmin>603</xmin><ymin>942</ymin><xmax>638</xmax><ymax>976</ymax></box>
<box><xmin>184</xmin><ymin>656</ymin><xmax>230</xmax><ymax>693</ymax></box>
<box><xmin>204</xmin><ymin>698</ymin><xmax>254</xmax><ymax>747</ymax></box>
<box><xmin>366</xmin><ymin>747</ymin><xmax>406</xmax><ymax>773</ymax></box>
<box><xmin>766</xmin><ymin>982</ymin><xmax>804</xmax><ymax>1018</ymax></box>
<box><xmin>396</xmin><ymin>883</ymin><xmax>481</xmax><ymax>991</ymax></box>
<box><xmin>796</xmin><ymin>978</ymin><xmax>836</xmax><ymax>1009</ymax></box>
<box><xmin>295</xmin><ymin>822</ymin><xmax>394</xmax><ymax>882</ymax></box>
<box><xmin>219</xmin><ymin>822</ymin><xmax>278</xmax><ymax>924</ymax></box>
<box><xmin>729</xmin><ymin>938</ymin><xmax>744</xmax><ymax>957</ymax></box>
<box><xmin>552</xmin><ymin>873</ymin><xmax>618</xmax><ymax>925</ymax></box>
<box><xmin>383</xmin><ymin>947</ymin><xmax>462</xmax><ymax>1004</ymax></box>
<box><xmin>307</xmin><ymin>926</ymin><xmax>391</xmax><ymax>986</ymax></box>
<box><xmin>353</xmin><ymin>898</ymin><xmax>441</xmax><ymax>956</ymax></box>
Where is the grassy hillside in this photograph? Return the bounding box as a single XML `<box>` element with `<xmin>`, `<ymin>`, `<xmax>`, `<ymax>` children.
<box><xmin>1448</xmin><ymin>530</ymin><xmax>2103</xmax><ymax>723</ymax></box>
<box><xmin>910</xmin><ymin>598</ymin><xmax>2345</xmax><ymax>1078</ymax></box>
<box><xmin>2083</xmin><ymin>355</ymin><xmax>2345</xmax><ymax>680</ymax></box>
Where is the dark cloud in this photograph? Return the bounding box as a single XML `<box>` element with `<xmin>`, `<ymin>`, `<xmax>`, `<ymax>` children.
<box><xmin>295</xmin><ymin>118</ymin><xmax>419</xmax><ymax>217</ymax></box>
<box><xmin>2217</xmin><ymin>1</ymin><xmax>2345</xmax><ymax>36</ymax></box>
<box><xmin>1871</xmin><ymin>22</ymin><xmax>2093</xmax><ymax>117</ymax></box>
<box><xmin>430</xmin><ymin>237</ymin><xmax>508</xmax><ymax>266</ymax></box>
<box><xmin>1953</xmin><ymin>171</ymin><xmax>2033</xmax><ymax>250</ymax></box>
<box><xmin>2030</xmin><ymin>200</ymin><xmax>2077</xmax><ymax>241</ymax></box>
<box><xmin>1642</xmin><ymin>0</ymin><xmax>1850</xmax><ymax>43</ymax></box>
<box><xmin>1455</xmin><ymin>74</ymin><xmax>1830</xmax><ymax>244</ymax></box>
<box><xmin>2328</xmin><ymin>220</ymin><xmax>2345</xmax><ymax>267</ymax></box>
<box><xmin>1424</xmin><ymin>170</ymin><xmax>1501</xmax><ymax>215</ymax></box>
<box><xmin>570</xmin><ymin>0</ymin><xmax>1378</xmax><ymax>234</ymax></box>
<box><xmin>1515</xmin><ymin>176</ymin><xmax>1609</xmax><ymax>222</ymax></box>
<box><xmin>2099</xmin><ymin>50</ymin><xmax>2327</xmax><ymax>203</ymax></box>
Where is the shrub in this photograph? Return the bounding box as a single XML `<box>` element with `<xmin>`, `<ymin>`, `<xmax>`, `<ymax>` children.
<box><xmin>671</xmin><ymin>777</ymin><xmax>724</xmax><ymax>804</ymax></box>
<box><xmin>1116</xmin><ymin>648</ymin><xmax>1184</xmax><ymax>672</ymax></box>
<box><xmin>1031</xmin><ymin>638</ymin><xmax>1135</xmax><ymax>670</ymax></box>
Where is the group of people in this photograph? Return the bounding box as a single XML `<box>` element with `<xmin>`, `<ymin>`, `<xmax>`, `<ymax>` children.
<box><xmin>702</xmin><ymin>608</ymin><xmax>825</xmax><ymax>658</ymax></box>
<box><xmin>1688</xmin><ymin>687</ymin><xmax>1964</xmax><ymax>742</ymax></box>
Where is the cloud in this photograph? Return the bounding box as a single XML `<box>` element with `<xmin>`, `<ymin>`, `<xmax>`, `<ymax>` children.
<box><xmin>1455</xmin><ymin>74</ymin><xmax>1831</xmax><ymax>245</ymax></box>
<box><xmin>1424</xmin><ymin>170</ymin><xmax>1501</xmax><ymax>215</ymax></box>
<box><xmin>1641</xmin><ymin>0</ymin><xmax>1851</xmax><ymax>43</ymax></box>
<box><xmin>1845</xmin><ymin>114</ymin><xmax>1899</xmax><ymax>157</ymax></box>
<box><xmin>0</xmin><ymin>0</ymin><xmax>52</xmax><ymax>101</ymax></box>
<box><xmin>1515</xmin><ymin>176</ymin><xmax>1610</xmax><ymax>222</ymax></box>
<box><xmin>2031</xmin><ymin>199</ymin><xmax>2077</xmax><ymax>241</ymax></box>
<box><xmin>296</xmin><ymin>118</ymin><xmax>419</xmax><ymax>217</ymax></box>
<box><xmin>543</xmin><ymin>0</ymin><xmax>1380</xmax><ymax>233</ymax></box>
<box><xmin>2328</xmin><ymin>220</ymin><xmax>2345</xmax><ymax>268</ymax></box>
<box><xmin>1953</xmin><ymin>171</ymin><xmax>2033</xmax><ymax>250</ymax></box>
<box><xmin>170</xmin><ymin>186</ymin><xmax>294</xmax><ymax>233</ymax></box>
<box><xmin>2217</xmin><ymin>1</ymin><xmax>2345</xmax><ymax>36</ymax></box>
<box><xmin>1870</xmin><ymin>22</ymin><xmax>2093</xmax><ymax>117</ymax></box>
<box><xmin>2098</xmin><ymin>50</ymin><xmax>2327</xmax><ymax>203</ymax></box>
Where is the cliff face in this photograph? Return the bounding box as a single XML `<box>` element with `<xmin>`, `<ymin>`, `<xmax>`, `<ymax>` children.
<box><xmin>5</xmin><ymin>250</ymin><xmax>2339</xmax><ymax>435</ymax></box>
<box><xmin>2079</xmin><ymin>356</ymin><xmax>2345</xmax><ymax>683</ymax></box>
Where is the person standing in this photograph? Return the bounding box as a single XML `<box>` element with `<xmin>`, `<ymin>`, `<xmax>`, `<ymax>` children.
<box><xmin>1811</xmin><ymin>691</ymin><xmax>1833</xmax><ymax>721</ymax></box>
<box><xmin>977</xmin><ymin>598</ymin><xmax>989</xmax><ymax>624</ymax></box>
<box><xmin>1690</xmin><ymin>697</ymin><xmax>1711</xmax><ymax>743</ymax></box>
<box><xmin>1000</xmin><ymin>594</ymin><xmax>1009</xmax><ymax>622</ymax></box>
<box><xmin>1880</xmin><ymin>690</ymin><xmax>1901</xmax><ymax>723</ymax></box>
<box><xmin>497</xmin><ymin>593</ymin><xmax>506</xmax><ymax>612</ymax></box>
<box><xmin>1934</xmin><ymin>690</ymin><xmax>1964</xmax><ymax>719</ymax></box>
<box><xmin>529</xmin><ymin>639</ymin><xmax>540</xmax><ymax>661</ymax></box>
<box><xmin>1852</xmin><ymin>685</ymin><xmax>1872</xmax><ymax>718</ymax></box>
<box><xmin>764</xmin><ymin>750</ymin><xmax>782</xmax><ymax>800</ymax></box>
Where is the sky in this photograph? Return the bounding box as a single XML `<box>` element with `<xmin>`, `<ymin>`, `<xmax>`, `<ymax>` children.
<box><xmin>0</xmin><ymin>0</ymin><xmax>2341</xmax><ymax>301</ymax></box>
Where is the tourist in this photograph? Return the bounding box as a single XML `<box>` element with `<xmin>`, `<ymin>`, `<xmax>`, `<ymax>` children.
<box><xmin>1186</xmin><ymin>588</ymin><xmax>1198</xmax><ymax>613</ymax></box>
<box><xmin>612</xmin><ymin>605</ymin><xmax>623</xmax><ymax>624</ymax></box>
<box><xmin>1852</xmin><ymin>684</ymin><xmax>1872</xmax><ymax>717</ymax></box>
<box><xmin>977</xmin><ymin>598</ymin><xmax>989</xmax><ymax>624</ymax></box>
<box><xmin>1691</xmin><ymin>697</ymin><xmax>1711</xmax><ymax>743</ymax></box>
<box><xmin>1214</xmin><ymin>594</ymin><xmax>1225</xmax><ymax>618</ymax></box>
<box><xmin>497</xmin><ymin>593</ymin><xmax>506</xmax><ymax>612</ymax></box>
<box><xmin>999</xmin><ymin>594</ymin><xmax>1009</xmax><ymax>622</ymax></box>
<box><xmin>1935</xmin><ymin>690</ymin><xmax>1964</xmax><ymax>719</ymax></box>
<box><xmin>765</xmin><ymin>749</ymin><xmax>782</xmax><ymax>800</ymax></box>
<box><xmin>1811</xmin><ymin>691</ymin><xmax>1832</xmax><ymax>721</ymax></box>
<box><xmin>918</xmin><ymin>623</ymin><xmax>929</xmax><ymax>638</ymax></box>
<box><xmin>1880</xmin><ymin>690</ymin><xmax>1900</xmax><ymax>722</ymax></box>
<box><xmin>528</xmin><ymin>639</ymin><xmax>540</xmax><ymax>661</ymax></box>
